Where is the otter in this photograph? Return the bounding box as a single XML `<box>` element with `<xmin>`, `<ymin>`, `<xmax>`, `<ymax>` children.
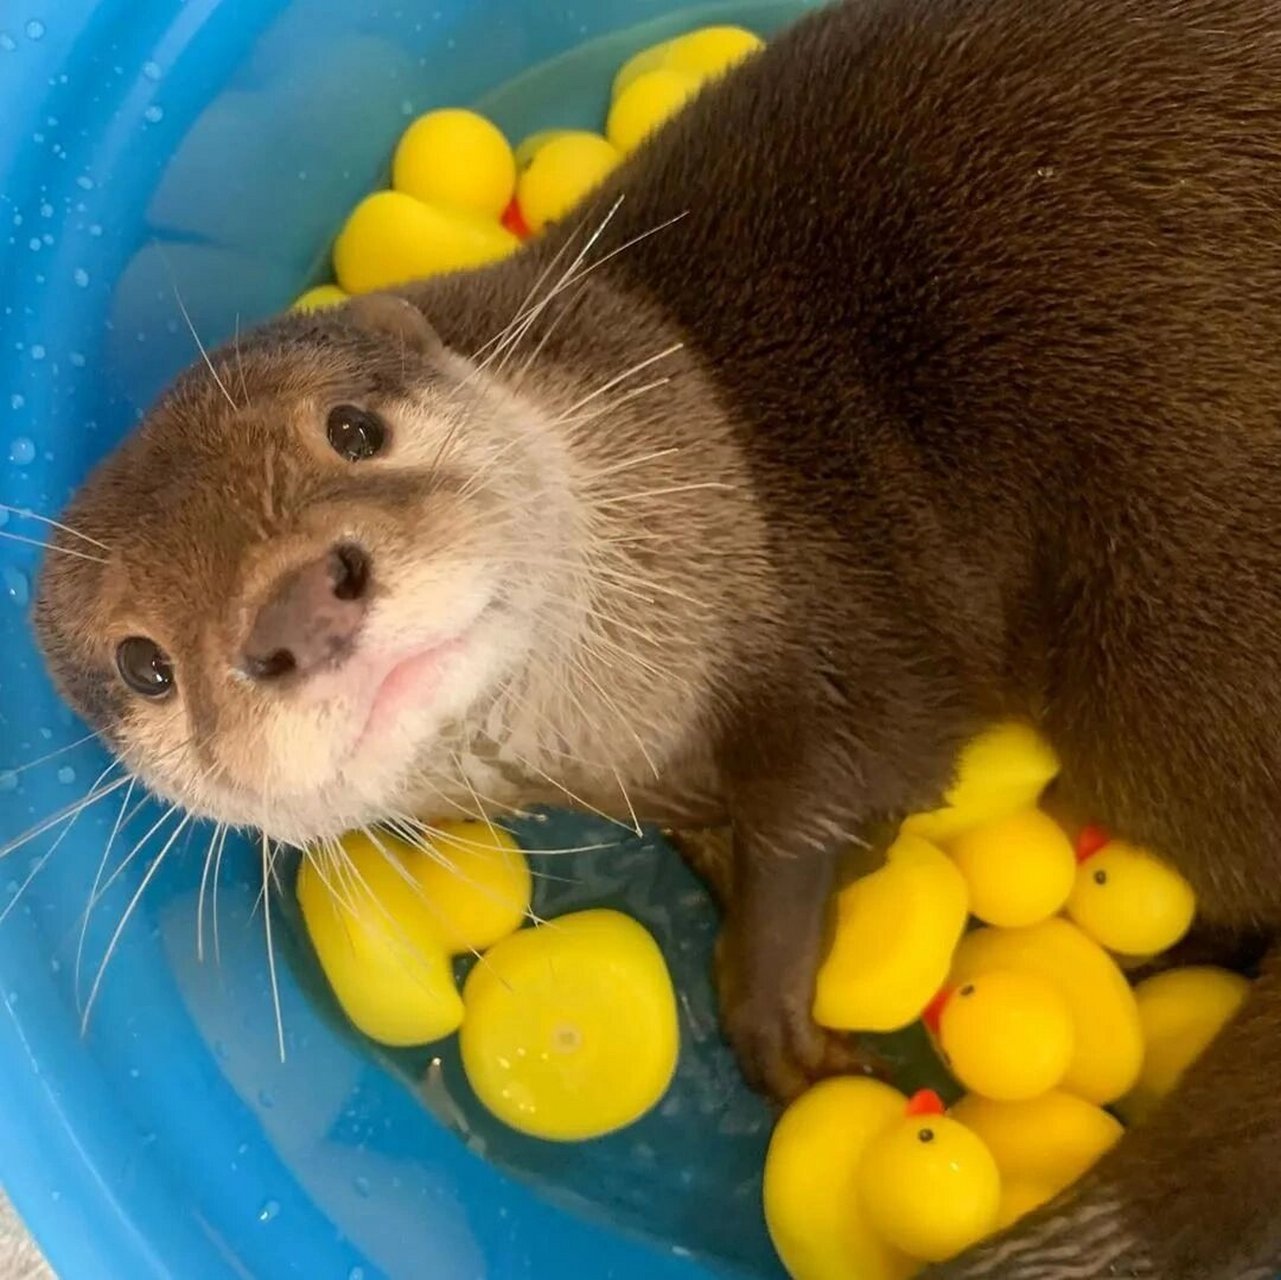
<box><xmin>31</xmin><ymin>0</ymin><xmax>1281</xmax><ymax>1273</ymax></box>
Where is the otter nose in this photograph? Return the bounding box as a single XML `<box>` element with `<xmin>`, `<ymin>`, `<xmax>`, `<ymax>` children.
<box><xmin>242</xmin><ymin>544</ymin><xmax>370</xmax><ymax>682</ymax></box>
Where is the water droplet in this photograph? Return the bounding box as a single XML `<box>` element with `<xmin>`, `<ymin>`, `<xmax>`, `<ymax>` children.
<box><xmin>29</xmin><ymin>344</ymin><xmax>45</xmax><ymax>360</ymax></box>
<box><xmin>49</xmin><ymin>1189</ymin><xmax>60</xmax><ymax>1203</ymax></box>
<box><xmin>39</xmin><ymin>203</ymin><xmax>52</xmax><ymax>219</ymax></box>
<box><xmin>348</xmin><ymin>1269</ymin><xmax>365</xmax><ymax>1280</ymax></box>
<box><xmin>143</xmin><ymin>105</ymin><xmax>164</xmax><ymax>124</ymax></box>
<box><xmin>236</xmin><ymin>1142</ymin><xmax>248</xmax><ymax>1156</ymax></box>
<box><xmin>352</xmin><ymin>1175</ymin><xmax>371</xmax><ymax>1198</ymax></box>
<box><xmin>24</xmin><ymin>20</ymin><xmax>44</xmax><ymax>41</ymax></box>
<box><xmin>75</xmin><ymin>175</ymin><xmax>93</xmax><ymax>191</ymax></box>
<box><xmin>72</xmin><ymin>268</ymin><xmax>88</xmax><ymax>288</ymax></box>
<box><xmin>3</xmin><ymin>567</ymin><xmax>29</xmax><ymax>607</ymax></box>
<box><xmin>142</xmin><ymin>60</ymin><xmax>161</xmax><ymax>81</ymax></box>
<box><xmin>256</xmin><ymin>1088</ymin><xmax>274</xmax><ymax>1109</ymax></box>
<box><xmin>69</xmin><ymin>351</ymin><xmax>84</xmax><ymax>368</ymax></box>
<box><xmin>400</xmin><ymin>99</ymin><xmax>414</xmax><ymax>117</ymax></box>
<box><xmin>9</xmin><ymin>437</ymin><xmax>36</xmax><ymax>465</ymax></box>
<box><xmin>27</xmin><ymin>238</ymin><xmax>40</xmax><ymax>252</ymax></box>
<box><xmin>49</xmin><ymin>956</ymin><xmax>60</xmax><ymax>973</ymax></box>
<box><xmin>0</xmin><ymin>34</ymin><xmax>15</xmax><ymax>52</ymax></box>
<box><xmin>0</xmin><ymin>772</ymin><xmax>15</xmax><ymax>794</ymax></box>
<box><xmin>40</xmin><ymin>234</ymin><xmax>52</xmax><ymax>246</ymax></box>
<box><xmin>257</xmin><ymin>1199</ymin><xmax>280</xmax><ymax>1223</ymax></box>
<box><xmin>56</xmin><ymin>765</ymin><xmax>75</xmax><ymax>785</ymax></box>
<box><xmin>9</xmin><ymin>394</ymin><xmax>24</xmax><ymax>411</ymax></box>
<box><xmin>128</xmin><ymin>1066</ymin><xmax>140</xmax><ymax>1079</ymax></box>
<box><xmin>88</xmin><ymin>223</ymin><xmax>102</xmax><ymax>237</ymax></box>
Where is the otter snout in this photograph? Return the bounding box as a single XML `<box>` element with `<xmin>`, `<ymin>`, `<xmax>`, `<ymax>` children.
<box><xmin>241</xmin><ymin>543</ymin><xmax>371</xmax><ymax>682</ymax></box>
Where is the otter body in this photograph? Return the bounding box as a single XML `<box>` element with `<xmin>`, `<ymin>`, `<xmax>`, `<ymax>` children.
<box><xmin>33</xmin><ymin>0</ymin><xmax>1281</xmax><ymax>1275</ymax></box>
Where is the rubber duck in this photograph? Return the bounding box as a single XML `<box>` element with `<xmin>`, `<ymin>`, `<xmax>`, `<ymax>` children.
<box><xmin>292</xmin><ymin>283</ymin><xmax>348</xmax><ymax>312</ymax></box>
<box><xmin>1066</xmin><ymin>826</ymin><xmax>1197</xmax><ymax>957</ymax></box>
<box><xmin>611</xmin><ymin>25</ymin><xmax>763</xmax><ymax>102</ymax></box>
<box><xmin>516</xmin><ymin>132</ymin><xmax>621</xmax><ymax>233</ymax></box>
<box><xmin>925</xmin><ymin>969</ymin><xmax>1075</xmax><ymax>1101</ymax></box>
<box><xmin>607</xmin><ymin>68</ymin><xmax>701</xmax><ymax>155</ymax></box>
<box><xmin>903</xmin><ymin>721</ymin><xmax>1060</xmax><ymax>845</ymax></box>
<box><xmin>663</xmin><ymin>25</ymin><xmax>765</xmax><ymax>81</ymax></box>
<box><xmin>858</xmin><ymin>1090</ymin><xmax>1001</xmax><ymax>1264</ymax></box>
<box><xmin>392</xmin><ymin>108</ymin><xmax>516</xmax><ymax>219</ymax></box>
<box><xmin>813</xmin><ymin>832</ymin><xmax>969</xmax><ymax>1032</ymax></box>
<box><xmin>950</xmin><ymin>917</ymin><xmax>1144</xmax><ymax>1104</ymax></box>
<box><xmin>764</xmin><ymin>1077</ymin><xmax>917</xmax><ymax>1280</ymax></box>
<box><xmin>1119</xmin><ymin>966</ymin><xmax>1251</xmax><ymax>1123</ymax></box>
<box><xmin>333</xmin><ymin>190</ymin><xmax>519</xmax><ymax>293</ymax></box>
<box><xmin>949</xmin><ymin>1091</ymin><xmax>1123</xmax><ymax>1230</ymax></box>
<box><xmin>298</xmin><ymin>822</ymin><xmax>529</xmax><ymax>1045</ymax></box>
<box><xmin>946</xmin><ymin>806</ymin><xmax>1076</xmax><ymax>927</ymax></box>
<box><xmin>460</xmin><ymin>908</ymin><xmax>679</xmax><ymax>1140</ymax></box>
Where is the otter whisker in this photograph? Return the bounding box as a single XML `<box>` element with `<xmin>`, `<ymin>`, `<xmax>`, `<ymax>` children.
<box><xmin>211</xmin><ymin>822</ymin><xmax>231</xmax><ymax>966</ymax></box>
<box><xmin>556</xmin><ymin>377</ymin><xmax>672</xmax><ymax>431</ymax></box>
<box><xmin>549</xmin><ymin>342</ymin><xmax>685</xmax><ymax>425</ymax></box>
<box><xmin>171</xmin><ymin>282</ymin><xmax>239</xmax><ymax>413</ymax></box>
<box><xmin>81</xmin><ymin>808</ymin><xmax>191</xmax><ymax>1035</ymax></box>
<box><xmin>0</xmin><ymin>528</ymin><xmax>107</xmax><ymax>564</ymax></box>
<box><xmin>511</xmin><ymin>210</ymin><xmax>691</xmax><ymax>383</ymax></box>
<box><xmin>87</xmin><ymin>799</ymin><xmax>181</xmax><ymax>918</ymax></box>
<box><xmin>196</xmin><ymin>820</ymin><xmax>225</xmax><ymax>964</ymax></box>
<box><xmin>385</xmin><ymin>816</ymin><xmax>551</xmax><ymax>939</ymax></box>
<box><xmin>232</xmin><ymin>314</ymin><xmax>250</xmax><ymax>406</ymax></box>
<box><xmin>0</xmin><ymin>504</ymin><xmax>110</xmax><ymax>552</ymax></box>
<box><xmin>478</xmin><ymin>194</ymin><xmax>628</xmax><ymax>379</ymax></box>
<box><xmin>4</xmin><ymin>730</ymin><xmax>100</xmax><ymax>778</ymax></box>
<box><xmin>259</xmin><ymin>831</ymin><xmax>287</xmax><ymax>1064</ymax></box>
<box><xmin>591</xmin><ymin>480</ymin><xmax>736</xmax><ymax>507</ymax></box>
<box><xmin>0</xmin><ymin>758</ymin><xmax>122</xmax><ymax>928</ymax></box>
<box><xmin>503</xmin><ymin>749</ymin><xmax>639</xmax><ymax>837</ymax></box>
<box><xmin>0</xmin><ymin>771</ymin><xmax>135</xmax><ymax>861</ymax></box>
<box><xmin>73</xmin><ymin>775</ymin><xmax>137</xmax><ymax>1007</ymax></box>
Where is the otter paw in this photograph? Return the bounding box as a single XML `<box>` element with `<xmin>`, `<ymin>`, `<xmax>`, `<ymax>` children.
<box><xmin>715</xmin><ymin>937</ymin><xmax>885</xmax><ymax>1101</ymax></box>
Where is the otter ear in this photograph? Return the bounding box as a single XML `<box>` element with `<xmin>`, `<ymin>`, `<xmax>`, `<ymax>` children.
<box><xmin>343</xmin><ymin>293</ymin><xmax>441</xmax><ymax>357</ymax></box>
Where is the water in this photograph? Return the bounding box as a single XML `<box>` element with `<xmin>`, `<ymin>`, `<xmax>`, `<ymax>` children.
<box><xmin>8</xmin><ymin>437</ymin><xmax>35</xmax><ymax>466</ymax></box>
<box><xmin>3</xmin><ymin>566</ymin><xmax>29</xmax><ymax>607</ymax></box>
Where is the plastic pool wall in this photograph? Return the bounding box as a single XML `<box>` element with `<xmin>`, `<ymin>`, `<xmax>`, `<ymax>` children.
<box><xmin>0</xmin><ymin>1</ymin><xmax>859</xmax><ymax>1277</ymax></box>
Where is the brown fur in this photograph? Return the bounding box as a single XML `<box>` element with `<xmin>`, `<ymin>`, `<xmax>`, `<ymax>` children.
<box><xmin>32</xmin><ymin>0</ymin><xmax>1281</xmax><ymax>1273</ymax></box>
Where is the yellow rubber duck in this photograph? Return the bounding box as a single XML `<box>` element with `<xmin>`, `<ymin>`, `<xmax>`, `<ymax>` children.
<box><xmin>292</xmin><ymin>283</ymin><xmax>348</xmax><ymax>312</ymax></box>
<box><xmin>950</xmin><ymin>1091</ymin><xmax>1123</xmax><ymax>1230</ymax></box>
<box><xmin>612</xmin><ymin>25</ymin><xmax>764</xmax><ymax>101</ymax></box>
<box><xmin>925</xmin><ymin>969</ymin><xmax>1075</xmax><ymax>1101</ymax></box>
<box><xmin>392</xmin><ymin>108</ymin><xmax>516</xmax><ymax>219</ymax></box>
<box><xmin>903</xmin><ymin>721</ymin><xmax>1060</xmax><ymax>844</ymax></box>
<box><xmin>333</xmin><ymin>190</ymin><xmax>519</xmax><ymax>293</ymax></box>
<box><xmin>297</xmin><ymin>821</ymin><xmax>530</xmax><ymax>1046</ymax></box>
<box><xmin>950</xmin><ymin>917</ymin><xmax>1144</xmax><ymax>1104</ymax></box>
<box><xmin>946</xmin><ymin>806</ymin><xmax>1077</xmax><ymax>927</ymax></box>
<box><xmin>460</xmin><ymin>908</ymin><xmax>679</xmax><ymax>1141</ymax></box>
<box><xmin>516</xmin><ymin>132</ymin><xmax>621</xmax><ymax>233</ymax></box>
<box><xmin>813</xmin><ymin>832</ymin><xmax>969</xmax><ymax>1032</ymax></box>
<box><xmin>859</xmin><ymin>1090</ymin><xmax>1002</xmax><ymax>1264</ymax></box>
<box><xmin>1119</xmin><ymin>966</ymin><xmax>1251</xmax><ymax>1123</ymax></box>
<box><xmin>764</xmin><ymin>1077</ymin><xmax>917</xmax><ymax>1280</ymax></box>
<box><xmin>1066</xmin><ymin>827</ymin><xmax>1197</xmax><ymax>957</ymax></box>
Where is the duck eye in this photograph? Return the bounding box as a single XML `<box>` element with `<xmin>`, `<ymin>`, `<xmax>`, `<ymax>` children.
<box><xmin>326</xmin><ymin>405</ymin><xmax>387</xmax><ymax>461</ymax></box>
<box><xmin>116</xmin><ymin>637</ymin><xmax>174</xmax><ymax>698</ymax></box>
<box><xmin>1093</xmin><ymin>868</ymin><xmax>1108</xmax><ymax>885</ymax></box>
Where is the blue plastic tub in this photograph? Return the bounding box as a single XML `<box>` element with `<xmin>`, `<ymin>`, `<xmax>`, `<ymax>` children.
<box><xmin>0</xmin><ymin>2</ymin><xmax>829</xmax><ymax>1276</ymax></box>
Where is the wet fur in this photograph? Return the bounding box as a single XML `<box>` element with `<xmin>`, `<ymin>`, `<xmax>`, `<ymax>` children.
<box><xmin>33</xmin><ymin>0</ymin><xmax>1281</xmax><ymax>1274</ymax></box>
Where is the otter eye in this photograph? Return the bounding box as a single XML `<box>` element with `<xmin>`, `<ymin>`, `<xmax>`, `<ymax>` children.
<box><xmin>326</xmin><ymin>405</ymin><xmax>386</xmax><ymax>461</ymax></box>
<box><xmin>116</xmin><ymin>637</ymin><xmax>174</xmax><ymax>698</ymax></box>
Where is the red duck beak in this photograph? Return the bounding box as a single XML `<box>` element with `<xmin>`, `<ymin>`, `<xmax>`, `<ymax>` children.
<box><xmin>1075</xmin><ymin>823</ymin><xmax>1112</xmax><ymax>863</ymax></box>
<box><xmin>905</xmin><ymin>1088</ymin><xmax>947</xmax><ymax>1117</ymax></box>
<box><xmin>922</xmin><ymin>986</ymin><xmax>953</xmax><ymax>1036</ymax></box>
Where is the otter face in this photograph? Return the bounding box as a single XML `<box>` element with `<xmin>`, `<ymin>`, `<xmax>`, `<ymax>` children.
<box><xmin>33</xmin><ymin>295</ymin><xmax>576</xmax><ymax>844</ymax></box>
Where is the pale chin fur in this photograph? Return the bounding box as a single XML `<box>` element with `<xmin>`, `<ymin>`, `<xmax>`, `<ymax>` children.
<box><xmin>128</xmin><ymin>359</ymin><xmax>584</xmax><ymax>848</ymax></box>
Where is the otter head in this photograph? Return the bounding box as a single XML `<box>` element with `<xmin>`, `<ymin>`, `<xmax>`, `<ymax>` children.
<box><xmin>32</xmin><ymin>293</ymin><xmax>579</xmax><ymax>844</ymax></box>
